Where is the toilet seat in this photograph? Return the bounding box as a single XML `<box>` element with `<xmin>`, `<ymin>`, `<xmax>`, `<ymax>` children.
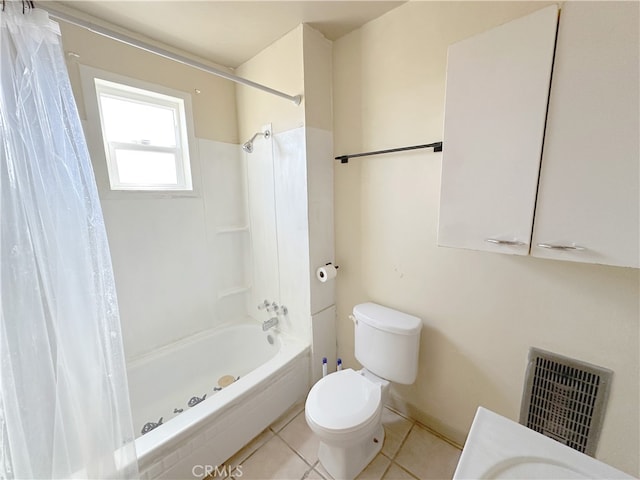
<box><xmin>306</xmin><ymin>369</ymin><xmax>381</xmax><ymax>435</ymax></box>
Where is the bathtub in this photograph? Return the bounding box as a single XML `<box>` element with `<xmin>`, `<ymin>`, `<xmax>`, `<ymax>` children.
<box><xmin>126</xmin><ymin>323</ymin><xmax>310</xmax><ymax>479</ymax></box>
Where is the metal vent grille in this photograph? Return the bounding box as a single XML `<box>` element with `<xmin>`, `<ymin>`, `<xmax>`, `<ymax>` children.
<box><xmin>519</xmin><ymin>348</ymin><xmax>612</xmax><ymax>456</ymax></box>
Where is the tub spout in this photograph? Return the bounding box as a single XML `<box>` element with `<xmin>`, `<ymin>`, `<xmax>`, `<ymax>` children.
<box><xmin>262</xmin><ymin>317</ymin><xmax>278</xmax><ymax>331</ymax></box>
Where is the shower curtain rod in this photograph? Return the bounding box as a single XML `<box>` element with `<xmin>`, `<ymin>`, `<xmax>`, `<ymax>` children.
<box><xmin>39</xmin><ymin>6</ymin><xmax>303</xmax><ymax>106</ymax></box>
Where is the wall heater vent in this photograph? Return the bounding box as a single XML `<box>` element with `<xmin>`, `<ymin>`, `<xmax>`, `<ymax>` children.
<box><xmin>520</xmin><ymin>347</ymin><xmax>612</xmax><ymax>457</ymax></box>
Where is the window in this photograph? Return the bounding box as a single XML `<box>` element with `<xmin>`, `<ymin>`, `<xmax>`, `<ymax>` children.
<box><xmin>94</xmin><ymin>78</ymin><xmax>192</xmax><ymax>191</ymax></box>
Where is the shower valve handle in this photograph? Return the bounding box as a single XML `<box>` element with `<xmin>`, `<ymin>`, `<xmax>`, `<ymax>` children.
<box><xmin>257</xmin><ymin>299</ymin><xmax>270</xmax><ymax>311</ymax></box>
<box><xmin>268</xmin><ymin>302</ymin><xmax>279</xmax><ymax>313</ymax></box>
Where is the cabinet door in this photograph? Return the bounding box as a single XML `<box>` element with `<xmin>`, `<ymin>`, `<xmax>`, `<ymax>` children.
<box><xmin>438</xmin><ymin>6</ymin><xmax>558</xmax><ymax>255</ymax></box>
<box><xmin>531</xmin><ymin>2</ymin><xmax>639</xmax><ymax>268</ymax></box>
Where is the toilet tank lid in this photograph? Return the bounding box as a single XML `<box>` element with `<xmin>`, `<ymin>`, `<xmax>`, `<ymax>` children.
<box><xmin>353</xmin><ymin>302</ymin><xmax>422</xmax><ymax>335</ymax></box>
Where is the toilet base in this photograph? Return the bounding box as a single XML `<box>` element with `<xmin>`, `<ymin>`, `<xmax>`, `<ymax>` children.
<box><xmin>317</xmin><ymin>424</ymin><xmax>385</xmax><ymax>480</ymax></box>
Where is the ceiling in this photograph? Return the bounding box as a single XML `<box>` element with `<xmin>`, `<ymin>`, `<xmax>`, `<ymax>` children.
<box><xmin>54</xmin><ymin>1</ymin><xmax>405</xmax><ymax>68</ymax></box>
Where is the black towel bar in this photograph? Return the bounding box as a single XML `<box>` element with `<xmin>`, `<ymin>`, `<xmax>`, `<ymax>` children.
<box><xmin>335</xmin><ymin>141</ymin><xmax>443</xmax><ymax>164</ymax></box>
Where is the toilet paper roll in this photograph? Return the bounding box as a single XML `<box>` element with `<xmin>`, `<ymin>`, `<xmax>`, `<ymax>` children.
<box><xmin>316</xmin><ymin>264</ymin><xmax>338</xmax><ymax>282</ymax></box>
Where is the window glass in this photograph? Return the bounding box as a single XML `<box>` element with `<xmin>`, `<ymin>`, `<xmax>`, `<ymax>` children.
<box><xmin>99</xmin><ymin>94</ymin><xmax>177</xmax><ymax>147</ymax></box>
<box><xmin>114</xmin><ymin>150</ymin><xmax>178</xmax><ymax>185</ymax></box>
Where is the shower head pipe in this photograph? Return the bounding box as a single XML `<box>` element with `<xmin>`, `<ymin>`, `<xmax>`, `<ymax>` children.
<box><xmin>242</xmin><ymin>129</ymin><xmax>271</xmax><ymax>153</ymax></box>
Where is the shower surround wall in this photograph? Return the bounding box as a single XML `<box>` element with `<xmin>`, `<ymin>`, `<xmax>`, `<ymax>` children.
<box><xmin>87</xmin><ymin>132</ymin><xmax>250</xmax><ymax>360</ymax></box>
<box><xmin>246</xmin><ymin>125</ymin><xmax>334</xmax><ymax>343</ymax></box>
<box><xmin>237</xmin><ymin>24</ymin><xmax>336</xmax><ymax>380</ymax></box>
<box><xmin>60</xmin><ymin>19</ymin><xmax>250</xmax><ymax>360</ymax></box>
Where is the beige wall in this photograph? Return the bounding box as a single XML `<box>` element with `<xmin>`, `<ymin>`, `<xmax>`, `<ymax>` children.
<box><xmin>303</xmin><ymin>26</ymin><xmax>333</xmax><ymax>132</ymax></box>
<box><xmin>235</xmin><ymin>24</ymin><xmax>332</xmax><ymax>137</ymax></box>
<box><xmin>236</xmin><ymin>24</ymin><xmax>332</xmax><ymax>137</ymax></box>
<box><xmin>333</xmin><ymin>2</ymin><xmax>639</xmax><ymax>476</ymax></box>
<box><xmin>236</xmin><ymin>25</ymin><xmax>305</xmax><ymax>138</ymax></box>
<box><xmin>59</xmin><ymin>22</ymin><xmax>237</xmax><ymax>143</ymax></box>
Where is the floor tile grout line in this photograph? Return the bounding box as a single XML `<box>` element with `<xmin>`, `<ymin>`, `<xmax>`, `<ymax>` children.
<box><xmin>228</xmin><ymin>429</ymin><xmax>310</xmax><ymax>479</ymax></box>
<box><xmin>273</xmin><ymin>409</ymin><xmax>329</xmax><ymax>472</ymax></box>
<box><xmin>270</xmin><ymin>405</ymin><xmax>305</xmax><ymax>434</ymax></box>
<box><xmin>300</xmin><ymin>462</ymin><xmax>315</xmax><ymax>480</ymax></box>
<box><xmin>226</xmin><ymin>438</ymin><xmax>261</xmax><ymax>468</ymax></box>
<box><xmin>388</xmin><ymin>419</ymin><xmax>416</xmax><ymax>461</ymax></box>
<box><xmin>384</xmin><ymin>404</ymin><xmax>463</xmax><ymax>451</ymax></box>
<box><xmin>389</xmin><ymin>460</ymin><xmax>421</xmax><ymax>480</ymax></box>
<box><xmin>236</xmin><ymin>429</ymin><xmax>317</xmax><ymax>479</ymax></box>
<box><xmin>412</xmin><ymin>420</ymin><xmax>463</xmax><ymax>451</ymax></box>
<box><xmin>378</xmin><ymin>457</ymin><xmax>393</xmax><ymax>480</ymax></box>
<box><xmin>223</xmin><ymin>428</ymin><xmax>274</xmax><ymax>468</ymax></box>
<box><xmin>384</xmin><ymin>404</ymin><xmax>412</xmax><ymax>421</ymax></box>
<box><xmin>389</xmin><ymin>421</ymin><xmax>462</xmax><ymax>480</ymax></box>
<box><xmin>307</xmin><ymin>460</ymin><xmax>329</xmax><ymax>480</ymax></box>
<box><xmin>392</xmin><ymin>421</ymin><xmax>420</xmax><ymax>476</ymax></box>
<box><xmin>275</xmin><ymin>430</ymin><xmax>318</xmax><ymax>472</ymax></box>
<box><xmin>299</xmin><ymin>460</ymin><xmax>316</xmax><ymax>480</ymax></box>
<box><xmin>273</xmin><ymin>408</ymin><xmax>331</xmax><ymax>479</ymax></box>
<box><xmin>381</xmin><ymin>407</ymin><xmax>416</xmax><ymax>460</ymax></box>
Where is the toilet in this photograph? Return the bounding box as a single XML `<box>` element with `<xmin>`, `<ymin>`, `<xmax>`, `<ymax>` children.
<box><xmin>305</xmin><ymin>302</ymin><xmax>422</xmax><ymax>479</ymax></box>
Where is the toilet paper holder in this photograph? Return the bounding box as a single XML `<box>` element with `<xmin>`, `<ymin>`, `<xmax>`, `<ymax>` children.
<box><xmin>316</xmin><ymin>262</ymin><xmax>339</xmax><ymax>282</ymax></box>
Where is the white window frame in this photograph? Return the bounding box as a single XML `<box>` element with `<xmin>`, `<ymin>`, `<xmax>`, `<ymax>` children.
<box><xmin>80</xmin><ymin>66</ymin><xmax>198</xmax><ymax>196</ymax></box>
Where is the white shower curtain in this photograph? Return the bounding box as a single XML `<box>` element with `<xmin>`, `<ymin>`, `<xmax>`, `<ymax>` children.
<box><xmin>0</xmin><ymin>3</ymin><xmax>138</xmax><ymax>478</ymax></box>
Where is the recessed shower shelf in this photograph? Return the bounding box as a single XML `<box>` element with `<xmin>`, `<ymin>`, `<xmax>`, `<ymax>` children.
<box><xmin>217</xmin><ymin>285</ymin><xmax>251</xmax><ymax>299</ymax></box>
<box><xmin>216</xmin><ymin>225</ymin><xmax>249</xmax><ymax>234</ymax></box>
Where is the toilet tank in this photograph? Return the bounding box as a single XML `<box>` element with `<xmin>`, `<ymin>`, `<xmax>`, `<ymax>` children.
<box><xmin>353</xmin><ymin>302</ymin><xmax>422</xmax><ymax>385</ymax></box>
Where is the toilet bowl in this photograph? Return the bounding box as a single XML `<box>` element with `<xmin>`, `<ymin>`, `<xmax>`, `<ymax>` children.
<box><xmin>305</xmin><ymin>368</ymin><xmax>387</xmax><ymax>479</ymax></box>
<box><xmin>305</xmin><ymin>302</ymin><xmax>422</xmax><ymax>480</ymax></box>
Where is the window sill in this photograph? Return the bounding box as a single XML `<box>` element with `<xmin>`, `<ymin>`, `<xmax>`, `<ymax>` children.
<box><xmin>100</xmin><ymin>189</ymin><xmax>201</xmax><ymax>200</ymax></box>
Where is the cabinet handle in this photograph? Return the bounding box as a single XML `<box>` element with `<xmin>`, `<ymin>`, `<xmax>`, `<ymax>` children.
<box><xmin>485</xmin><ymin>238</ymin><xmax>527</xmax><ymax>246</ymax></box>
<box><xmin>536</xmin><ymin>243</ymin><xmax>585</xmax><ymax>251</ymax></box>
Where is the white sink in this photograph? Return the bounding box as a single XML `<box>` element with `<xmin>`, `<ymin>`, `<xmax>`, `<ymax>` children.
<box><xmin>453</xmin><ymin>407</ymin><xmax>634</xmax><ymax>479</ymax></box>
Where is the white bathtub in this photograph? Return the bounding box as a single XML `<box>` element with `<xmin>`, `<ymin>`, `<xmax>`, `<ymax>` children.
<box><xmin>127</xmin><ymin>323</ymin><xmax>310</xmax><ymax>479</ymax></box>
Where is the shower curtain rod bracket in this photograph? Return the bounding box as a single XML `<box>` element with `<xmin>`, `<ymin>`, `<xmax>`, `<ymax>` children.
<box><xmin>335</xmin><ymin>141</ymin><xmax>443</xmax><ymax>164</ymax></box>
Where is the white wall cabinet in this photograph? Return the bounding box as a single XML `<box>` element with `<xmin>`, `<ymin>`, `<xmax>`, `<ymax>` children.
<box><xmin>530</xmin><ymin>2</ymin><xmax>639</xmax><ymax>268</ymax></box>
<box><xmin>438</xmin><ymin>2</ymin><xmax>639</xmax><ymax>268</ymax></box>
<box><xmin>438</xmin><ymin>5</ymin><xmax>559</xmax><ymax>255</ymax></box>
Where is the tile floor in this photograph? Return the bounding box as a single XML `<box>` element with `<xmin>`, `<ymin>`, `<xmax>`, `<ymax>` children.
<box><xmin>217</xmin><ymin>403</ymin><xmax>462</xmax><ymax>480</ymax></box>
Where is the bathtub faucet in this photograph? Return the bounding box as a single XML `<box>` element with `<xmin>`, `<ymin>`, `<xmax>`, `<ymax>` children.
<box><xmin>257</xmin><ymin>299</ymin><xmax>288</xmax><ymax>316</ymax></box>
<box><xmin>262</xmin><ymin>316</ymin><xmax>278</xmax><ymax>331</ymax></box>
